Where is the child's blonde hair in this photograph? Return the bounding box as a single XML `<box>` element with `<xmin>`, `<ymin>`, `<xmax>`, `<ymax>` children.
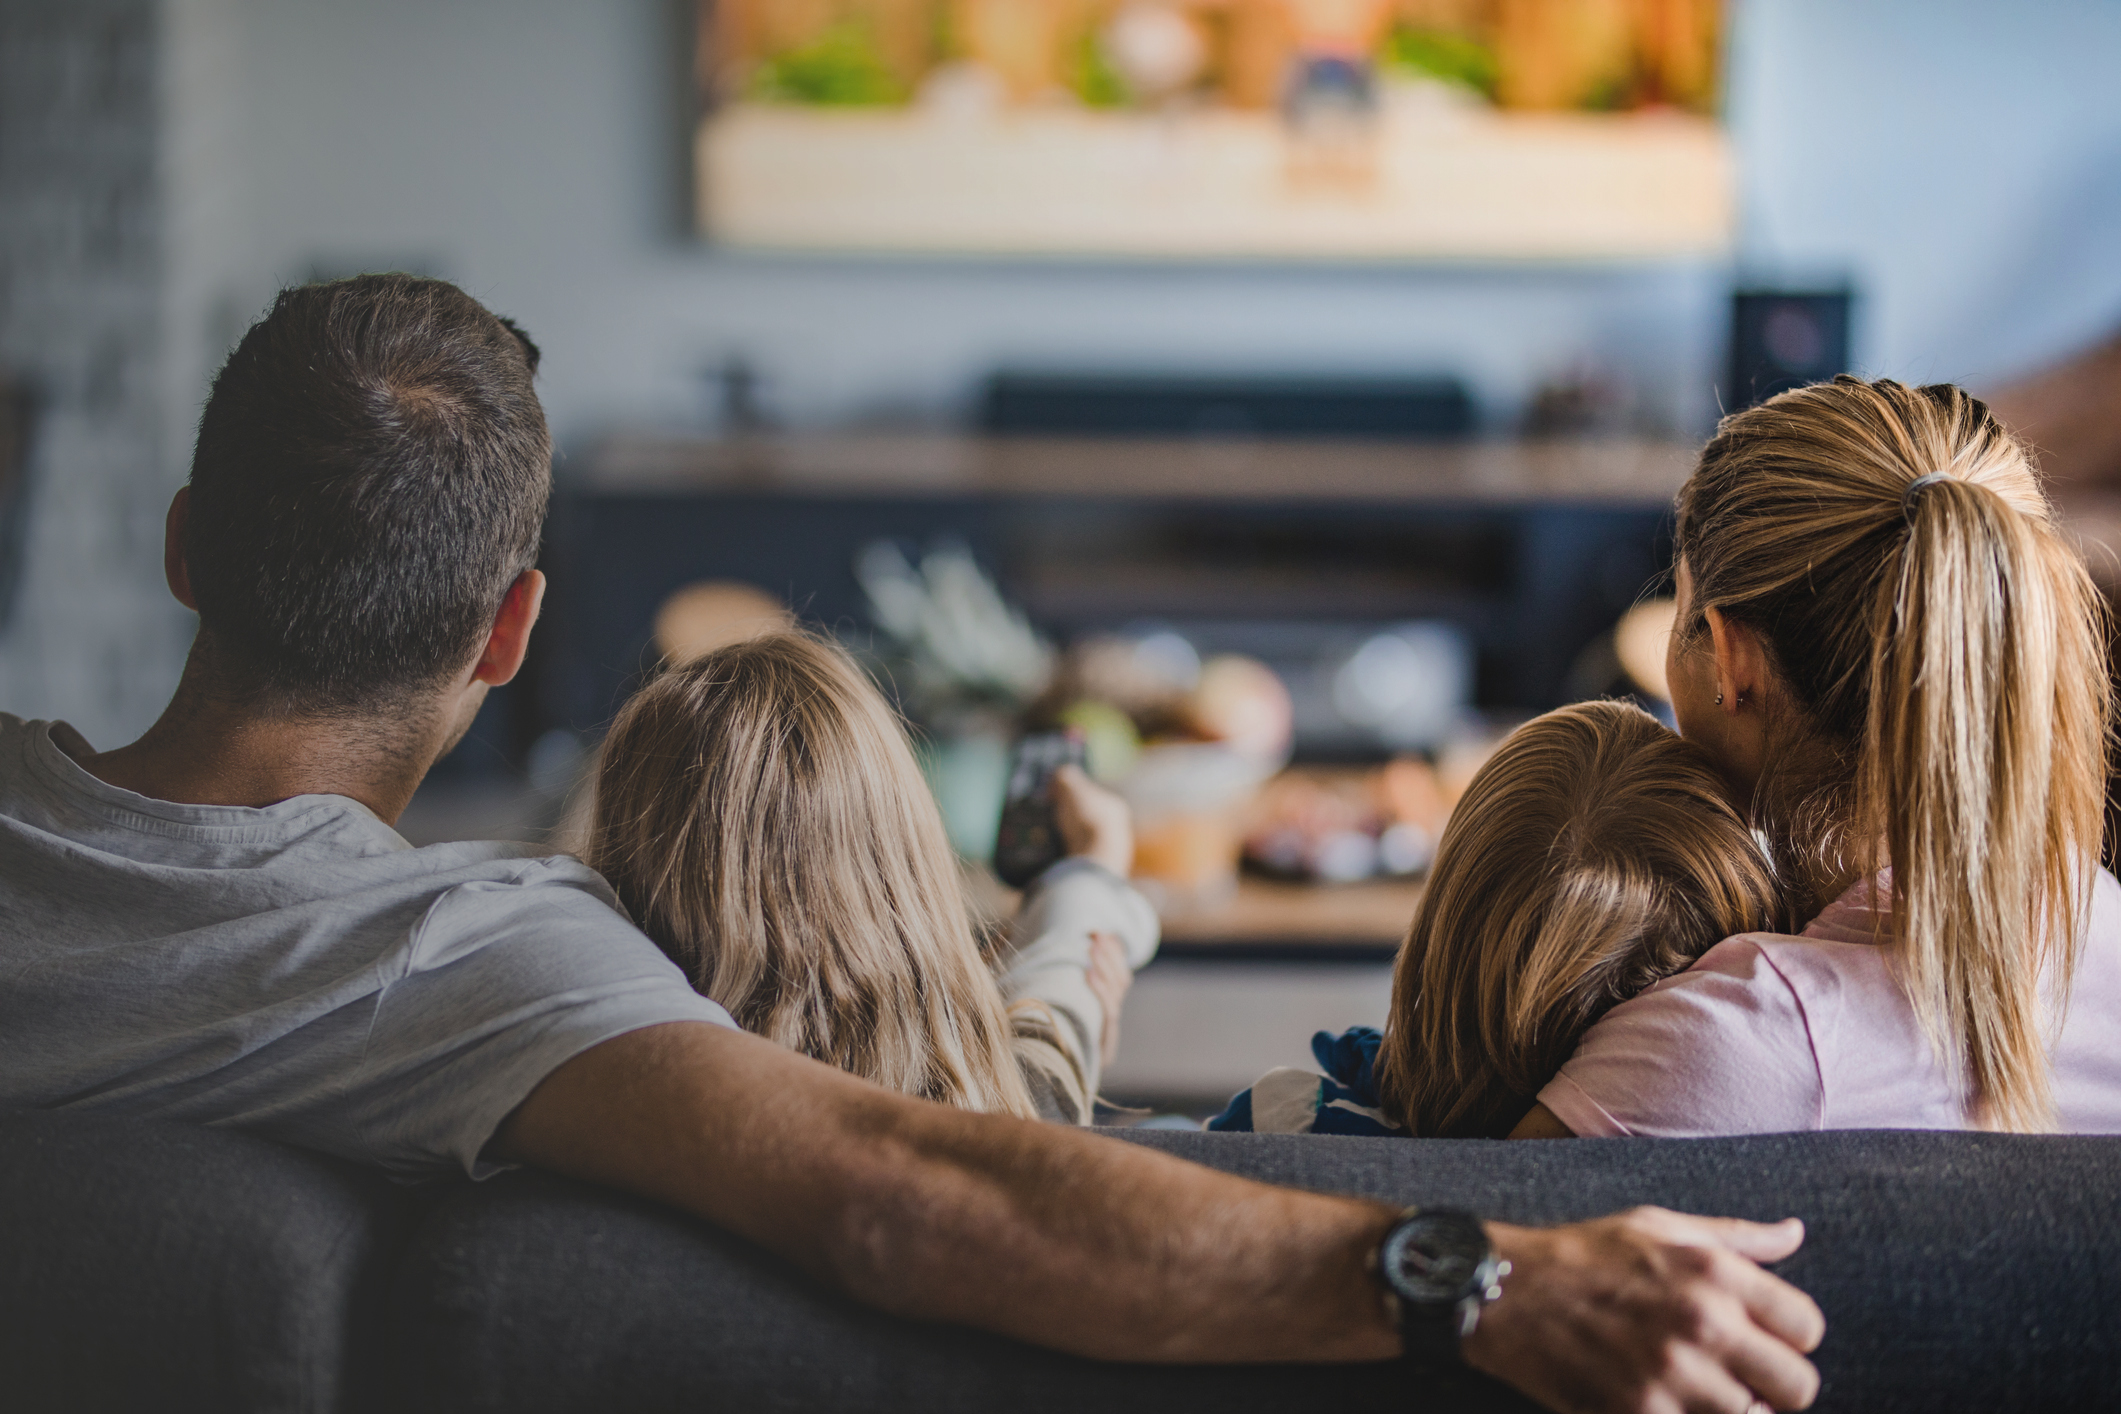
<box><xmin>1375</xmin><ymin>700</ymin><xmax>1781</xmax><ymax>1137</ymax></box>
<box><xmin>584</xmin><ymin>631</ymin><xmax>1084</xmax><ymax>1121</ymax></box>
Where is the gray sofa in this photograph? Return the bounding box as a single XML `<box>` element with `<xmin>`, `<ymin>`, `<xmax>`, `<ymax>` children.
<box><xmin>4</xmin><ymin>1110</ymin><xmax>2116</xmax><ymax>1413</ymax></box>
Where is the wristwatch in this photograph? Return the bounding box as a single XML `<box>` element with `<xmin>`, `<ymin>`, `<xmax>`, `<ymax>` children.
<box><xmin>1373</xmin><ymin>1208</ymin><xmax>1511</xmax><ymax>1367</ymax></box>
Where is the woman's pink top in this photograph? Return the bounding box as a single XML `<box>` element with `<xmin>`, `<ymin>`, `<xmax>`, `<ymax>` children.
<box><xmin>1536</xmin><ymin>868</ymin><xmax>2121</xmax><ymax>1136</ymax></box>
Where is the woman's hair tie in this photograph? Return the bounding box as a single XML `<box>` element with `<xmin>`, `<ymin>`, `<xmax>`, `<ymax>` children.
<box><xmin>1902</xmin><ymin>472</ymin><xmax>1952</xmax><ymax>518</ymax></box>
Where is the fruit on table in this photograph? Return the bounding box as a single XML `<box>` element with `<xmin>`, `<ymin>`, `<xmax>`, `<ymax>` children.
<box><xmin>653</xmin><ymin>581</ymin><xmax>794</xmax><ymax>663</ymax></box>
<box><xmin>1132</xmin><ymin>810</ymin><xmax>1244</xmax><ymax>906</ymax></box>
<box><xmin>1184</xmin><ymin>654</ymin><xmax>1294</xmax><ymax>765</ymax></box>
<box><xmin>1056</xmin><ymin>698</ymin><xmax>1142</xmax><ymax>784</ymax></box>
<box><xmin>1242</xmin><ymin>757</ymin><xmax>1446</xmax><ymax>882</ymax></box>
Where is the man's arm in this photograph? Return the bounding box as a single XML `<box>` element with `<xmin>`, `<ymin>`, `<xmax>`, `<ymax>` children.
<box><xmin>491</xmin><ymin>1022</ymin><xmax>1824</xmax><ymax>1411</ymax></box>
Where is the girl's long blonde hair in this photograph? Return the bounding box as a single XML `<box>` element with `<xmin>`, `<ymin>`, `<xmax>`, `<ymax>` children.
<box><xmin>1375</xmin><ymin>700</ymin><xmax>1781</xmax><ymax>1137</ymax></box>
<box><xmin>584</xmin><ymin>631</ymin><xmax>1074</xmax><ymax>1121</ymax></box>
<box><xmin>1676</xmin><ymin>376</ymin><xmax>2111</xmax><ymax>1132</ymax></box>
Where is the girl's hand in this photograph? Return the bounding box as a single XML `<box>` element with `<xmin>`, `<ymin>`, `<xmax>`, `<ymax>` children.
<box><xmin>1049</xmin><ymin>765</ymin><xmax>1134</xmax><ymax>878</ymax></box>
<box><xmin>1085</xmin><ymin>930</ymin><xmax>1133</xmax><ymax>1069</ymax></box>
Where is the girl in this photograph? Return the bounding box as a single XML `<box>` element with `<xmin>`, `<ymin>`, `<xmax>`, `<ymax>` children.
<box><xmin>1524</xmin><ymin>377</ymin><xmax>2121</xmax><ymax>1138</ymax></box>
<box><xmin>1210</xmin><ymin>699</ymin><xmax>1782</xmax><ymax>1136</ymax></box>
<box><xmin>583</xmin><ymin>631</ymin><xmax>1157</xmax><ymax>1124</ymax></box>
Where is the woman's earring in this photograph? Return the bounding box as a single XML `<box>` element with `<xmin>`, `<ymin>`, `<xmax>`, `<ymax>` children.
<box><xmin>1715</xmin><ymin>693</ymin><xmax>1724</xmax><ymax>706</ymax></box>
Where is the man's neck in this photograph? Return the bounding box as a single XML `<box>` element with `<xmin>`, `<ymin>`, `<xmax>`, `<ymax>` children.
<box><xmin>70</xmin><ymin>663</ymin><xmax>458</xmax><ymax>825</ymax></box>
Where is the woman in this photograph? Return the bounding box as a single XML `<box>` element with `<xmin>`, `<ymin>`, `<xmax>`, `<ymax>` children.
<box><xmin>1522</xmin><ymin>376</ymin><xmax>2121</xmax><ymax>1138</ymax></box>
<box><xmin>583</xmin><ymin>631</ymin><xmax>1157</xmax><ymax>1125</ymax></box>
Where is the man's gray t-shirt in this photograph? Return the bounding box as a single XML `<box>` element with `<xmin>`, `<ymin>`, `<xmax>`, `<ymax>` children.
<box><xmin>0</xmin><ymin>714</ymin><xmax>734</xmax><ymax>1177</ymax></box>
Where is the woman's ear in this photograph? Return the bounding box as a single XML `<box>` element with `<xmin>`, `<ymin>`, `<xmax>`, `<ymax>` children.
<box><xmin>1702</xmin><ymin>606</ymin><xmax>1771</xmax><ymax>714</ymax></box>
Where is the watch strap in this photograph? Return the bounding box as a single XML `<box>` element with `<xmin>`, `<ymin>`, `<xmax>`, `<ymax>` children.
<box><xmin>1375</xmin><ymin>1207</ymin><xmax>1502</xmax><ymax>1369</ymax></box>
<box><xmin>1394</xmin><ymin>1294</ymin><xmax>1472</xmax><ymax>1368</ymax></box>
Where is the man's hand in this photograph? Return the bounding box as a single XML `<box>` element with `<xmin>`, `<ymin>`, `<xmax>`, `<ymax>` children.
<box><xmin>1084</xmin><ymin>929</ymin><xmax>1132</xmax><ymax>1068</ymax></box>
<box><xmin>1470</xmin><ymin>1208</ymin><xmax>1825</xmax><ymax>1414</ymax></box>
<box><xmin>1050</xmin><ymin>764</ymin><xmax>1134</xmax><ymax>877</ymax></box>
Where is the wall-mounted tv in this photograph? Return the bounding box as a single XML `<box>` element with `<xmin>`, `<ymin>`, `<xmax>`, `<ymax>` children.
<box><xmin>694</xmin><ymin>0</ymin><xmax>1731</xmax><ymax>262</ymax></box>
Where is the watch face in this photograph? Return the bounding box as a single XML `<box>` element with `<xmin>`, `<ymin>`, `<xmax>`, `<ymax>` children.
<box><xmin>1382</xmin><ymin>1210</ymin><xmax>1491</xmax><ymax>1304</ymax></box>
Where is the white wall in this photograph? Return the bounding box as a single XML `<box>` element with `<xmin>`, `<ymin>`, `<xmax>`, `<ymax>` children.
<box><xmin>172</xmin><ymin>0</ymin><xmax>1731</xmax><ymax>461</ymax></box>
<box><xmin>163</xmin><ymin>0</ymin><xmax>253</xmax><ymax>469</ymax></box>
<box><xmin>0</xmin><ymin>0</ymin><xmax>193</xmax><ymax>746</ymax></box>
<box><xmin>164</xmin><ymin>0</ymin><xmax>2121</xmax><ymax>469</ymax></box>
<box><xmin>1729</xmin><ymin>0</ymin><xmax>2121</xmax><ymax>387</ymax></box>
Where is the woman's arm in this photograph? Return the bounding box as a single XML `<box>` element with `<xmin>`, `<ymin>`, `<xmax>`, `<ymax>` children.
<box><xmin>1508</xmin><ymin>1102</ymin><xmax>1576</xmax><ymax>1139</ymax></box>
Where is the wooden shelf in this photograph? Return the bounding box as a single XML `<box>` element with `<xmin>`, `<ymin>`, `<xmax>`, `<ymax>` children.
<box><xmin>589</xmin><ymin>432</ymin><xmax>1697</xmax><ymax>507</ymax></box>
<box><xmin>699</xmin><ymin>104</ymin><xmax>1731</xmax><ymax>263</ymax></box>
<box><xmin>1157</xmin><ymin>875</ymin><xmax>1420</xmax><ymax>959</ymax></box>
<box><xmin>967</xmin><ymin>864</ymin><xmax>1418</xmax><ymax>962</ymax></box>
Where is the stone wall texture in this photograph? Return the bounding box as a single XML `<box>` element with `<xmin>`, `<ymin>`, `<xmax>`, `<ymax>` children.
<box><xmin>0</xmin><ymin>0</ymin><xmax>191</xmax><ymax>745</ymax></box>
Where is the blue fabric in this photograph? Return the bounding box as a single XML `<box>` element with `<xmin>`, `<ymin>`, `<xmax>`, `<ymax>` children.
<box><xmin>1206</xmin><ymin>1028</ymin><xmax>1410</xmax><ymax>1136</ymax></box>
<box><xmin>1312</xmin><ymin>1027</ymin><xmax>1384</xmax><ymax>1098</ymax></box>
<box><xmin>1306</xmin><ymin>1027</ymin><xmax>1408</xmax><ymax>1135</ymax></box>
<box><xmin>1205</xmin><ymin>1086</ymin><xmax>1254</xmax><ymax>1132</ymax></box>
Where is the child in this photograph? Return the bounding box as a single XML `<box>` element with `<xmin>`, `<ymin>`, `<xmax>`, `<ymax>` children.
<box><xmin>1209</xmin><ymin>699</ymin><xmax>1779</xmax><ymax>1137</ymax></box>
<box><xmin>584</xmin><ymin>631</ymin><xmax>1157</xmax><ymax>1123</ymax></box>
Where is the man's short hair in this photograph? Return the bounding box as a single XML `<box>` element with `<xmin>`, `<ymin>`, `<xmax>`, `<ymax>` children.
<box><xmin>185</xmin><ymin>274</ymin><xmax>551</xmax><ymax>712</ymax></box>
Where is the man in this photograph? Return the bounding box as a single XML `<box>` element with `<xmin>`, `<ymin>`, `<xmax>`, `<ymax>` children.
<box><xmin>0</xmin><ymin>276</ymin><xmax>1822</xmax><ymax>1412</ymax></box>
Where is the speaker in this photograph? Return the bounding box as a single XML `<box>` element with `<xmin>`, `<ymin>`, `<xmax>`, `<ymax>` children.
<box><xmin>1727</xmin><ymin>290</ymin><xmax>1852</xmax><ymax>410</ymax></box>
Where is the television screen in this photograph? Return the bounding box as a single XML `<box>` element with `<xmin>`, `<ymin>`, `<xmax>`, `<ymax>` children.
<box><xmin>694</xmin><ymin>0</ymin><xmax>1731</xmax><ymax>261</ymax></box>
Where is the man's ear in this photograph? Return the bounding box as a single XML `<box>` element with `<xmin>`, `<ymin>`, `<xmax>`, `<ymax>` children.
<box><xmin>1702</xmin><ymin>605</ymin><xmax>1770</xmax><ymax>712</ymax></box>
<box><xmin>164</xmin><ymin>487</ymin><xmax>197</xmax><ymax>610</ymax></box>
<box><xmin>472</xmin><ymin>570</ymin><xmax>547</xmax><ymax>688</ymax></box>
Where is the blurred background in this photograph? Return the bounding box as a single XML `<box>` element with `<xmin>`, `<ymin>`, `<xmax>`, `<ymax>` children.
<box><xmin>5</xmin><ymin>0</ymin><xmax>2120</xmax><ymax>1114</ymax></box>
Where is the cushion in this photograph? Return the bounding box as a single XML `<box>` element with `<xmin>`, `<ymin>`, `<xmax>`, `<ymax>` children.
<box><xmin>0</xmin><ymin>1111</ymin><xmax>409</xmax><ymax>1414</ymax></box>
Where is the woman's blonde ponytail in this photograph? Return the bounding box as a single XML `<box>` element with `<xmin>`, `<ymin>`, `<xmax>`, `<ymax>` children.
<box><xmin>1870</xmin><ymin>475</ymin><xmax>2104</xmax><ymax>1129</ymax></box>
<box><xmin>1678</xmin><ymin>377</ymin><xmax>2110</xmax><ymax>1131</ymax></box>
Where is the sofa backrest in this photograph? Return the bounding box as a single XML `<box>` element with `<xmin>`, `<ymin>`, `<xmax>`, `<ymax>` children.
<box><xmin>0</xmin><ymin>1111</ymin><xmax>409</xmax><ymax>1414</ymax></box>
<box><xmin>6</xmin><ymin>1114</ymin><xmax>2119</xmax><ymax>1413</ymax></box>
<box><xmin>390</xmin><ymin>1126</ymin><xmax>2121</xmax><ymax>1414</ymax></box>
<box><xmin>1125</xmin><ymin>1127</ymin><xmax>2121</xmax><ymax>1412</ymax></box>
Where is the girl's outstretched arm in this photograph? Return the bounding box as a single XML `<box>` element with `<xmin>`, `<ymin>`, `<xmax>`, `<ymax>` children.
<box><xmin>994</xmin><ymin>765</ymin><xmax>1157</xmax><ymax>1102</ymax></box>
